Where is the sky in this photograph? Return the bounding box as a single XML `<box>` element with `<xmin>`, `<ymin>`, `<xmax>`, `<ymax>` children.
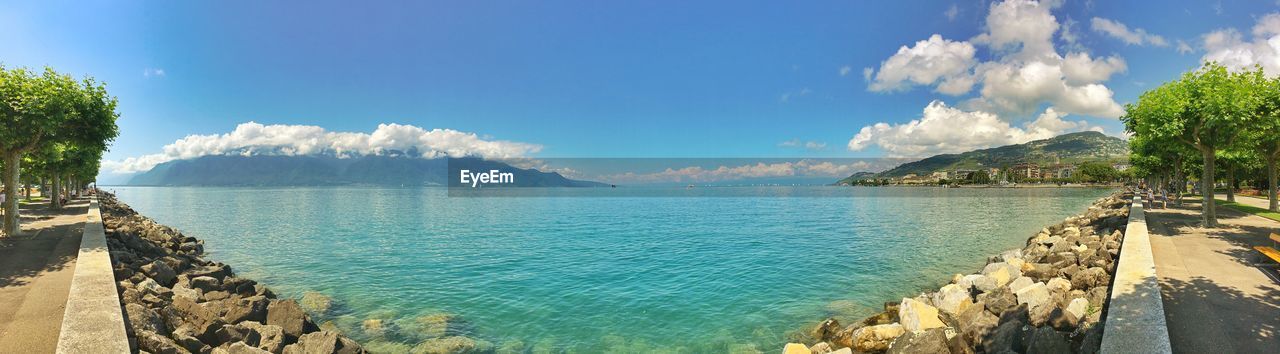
<box><xmin>0</xmin><ymin>0</ymin><xmax>1276</xmax><ymax>180</ymax></box>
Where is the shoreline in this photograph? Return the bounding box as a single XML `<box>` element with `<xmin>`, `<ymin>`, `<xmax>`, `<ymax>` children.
<box><xmin>98</xmin><ymin>191</ymin><xmax>370</xmax><ymax>353</ymax></box>
<box><xmin>789</xmin><ymin>191</ymin><xmax>1131</xmax><ymax>353</ymax></box>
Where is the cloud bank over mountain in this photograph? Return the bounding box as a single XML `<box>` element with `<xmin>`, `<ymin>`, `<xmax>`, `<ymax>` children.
<box><xmin>853</xmin><ymin>0</ymin><xmax>1127</xmax><ymax>157</ymax></box>
<box><xmin>103</xmin><ymin>122</ymin><xmax>542</xmax><ymax>173</ymax></box>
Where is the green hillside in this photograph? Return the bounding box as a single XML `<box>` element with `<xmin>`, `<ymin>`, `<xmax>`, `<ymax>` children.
<box><xmin>837</xmin><ymin>131</ymin><xmax>1128</xmax><ymax>184</ymax></box>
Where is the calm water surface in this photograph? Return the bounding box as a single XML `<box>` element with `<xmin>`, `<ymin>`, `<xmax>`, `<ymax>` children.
<box><xmin>107</xmin><ymin>186</ymin><xmax>1113</xmax><ymax>353</ymax></box>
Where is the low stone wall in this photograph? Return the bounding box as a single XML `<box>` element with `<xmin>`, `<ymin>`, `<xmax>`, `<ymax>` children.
<box><xmin>56</xmin><ymin>197</ymin><xmax>131</xmax><ymax>354</ymax></box>
<box><xmin>1099</xmin><ymin>196</ymin><xmax>1171</xmax><ymax>353</ymax></box>
<box><xmin>791</xmin><ymin>192</ymin><xmax>1132</xmax><ymax>354</ymax></box>
<box><xmin>97</xmin><ymin>191</ymin><xmax>367</xmax><ymax>353</ymax></box>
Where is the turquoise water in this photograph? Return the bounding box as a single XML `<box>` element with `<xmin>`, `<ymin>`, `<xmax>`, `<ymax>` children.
<box><xmin>106</xmin><ymin>186</ymin><xmax>1113</xmax><ymax>352</ymax></box>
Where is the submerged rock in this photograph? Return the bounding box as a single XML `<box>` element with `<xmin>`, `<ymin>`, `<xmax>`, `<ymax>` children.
<box><xmin>301</xmin><ymin>291</ymin><xmax>334</xmax><ymax>315</ymax></box>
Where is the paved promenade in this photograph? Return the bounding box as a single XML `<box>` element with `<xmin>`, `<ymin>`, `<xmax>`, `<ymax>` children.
<box><xmin>0</xmin><ymin>198</ymin><xmax>89</xmax><ymax>353</ymax></box>
<box><xmin>1145</xmin><ymin>197</ymin><xmax>1280</xmax><ymax>353</ymax></box>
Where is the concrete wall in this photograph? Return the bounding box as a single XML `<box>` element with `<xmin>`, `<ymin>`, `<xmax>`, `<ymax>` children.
<box><xmin>1100</xmin><ymin>196</ymin><xmax>1172</xmax><ymax>353</ymax></box>
<box><xmin>56</xmin><ymin>198</ymin><xmax>130</xmax><ymax>353</ymax></box>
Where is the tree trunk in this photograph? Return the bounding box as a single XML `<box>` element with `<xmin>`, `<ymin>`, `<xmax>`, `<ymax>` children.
<box><xmin>1202</xmin><ymin>148</ymin><xmax>1218</xmax><ymax>228</ymax></box>
<box><xmin>1270</xmin><ymin>155</ymin><xmax>1278</xmax><ymax>212</ymax></box>
<box><xmin>1175</xmin><ymin>157</ymin><xmax>1185</xmax><ymax>206</ymax></box>
<box><xmin>51</xmin><ymin>173</ymin><xmax>61</xmax><ymax>210</ymax></box>
<box><xmin>1226</xmin><ymin>166</ymin><xmax>1236</xmax><ymax>202</ymax></box>
<box><xmin>2</xmin><ymin>152</ymin><xmax>20</xmax><ymax>237</ymax></box>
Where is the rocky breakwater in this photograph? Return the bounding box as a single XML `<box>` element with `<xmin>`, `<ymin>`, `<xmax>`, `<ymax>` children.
<box><xmin>98</xmin><ymin>191</ymin><xmax>368</xmax><ymax>354</ymax></box>
<box><xmin>788</xmin><ymin>192</ymin><xmax>1131</xmax><ymax>354</ymax></box>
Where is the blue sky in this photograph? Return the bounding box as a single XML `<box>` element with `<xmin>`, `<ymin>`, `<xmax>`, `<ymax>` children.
<box><xmin>0</xmin><ymin>0</ymin><xmax>1274</xmax><ymax>177</ymax></box>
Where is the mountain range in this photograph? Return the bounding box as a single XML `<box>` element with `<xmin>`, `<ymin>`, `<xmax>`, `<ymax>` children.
<box><xmin>126</xmin><ymin>155</ymin><xmax>608</xmax><ymax>187</ymax></box>
<box><xmin>837</xmin><ymin>131</ymin><xmax>1128</xmax><ymax>183</ymax></box>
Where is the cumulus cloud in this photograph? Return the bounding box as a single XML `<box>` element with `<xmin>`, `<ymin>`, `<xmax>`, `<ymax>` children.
<box><xmin>143</xmin><ymin>68</ymin><xmax>166</xmax><ymax>78</ymax></box>
<box><xmin>1090</xmin><ymin>17</ymin><xmax>1169</xmax><ymax>47</ymax></box>
<box><xmin>867</xmin><ymin>34</ymin><xmax>977</xmax><ymax>95</ymax></box>
<box><xmin>778</xmin><ymin>140</ymin><xmax>828</xmax><ymax>151</ymax></box>
<box><xmin>1176</xmin><ymin>40</ymin><xmax>1194</xmax><ymax>54</ymax></box>
<box><xmin>1201</xmin><ymin>13</ymin><xmax>1280</xmax><ymax>76</ymax></box>
<box><xmin>847</xmin><ymin>101</ymin><xmax>1101</xmax><ymax>157</ymax></box>
<box><xmin>864</xmin><ymin>0</ymin><xmax>1126</xmax><ymax>119</ymax></box>
<box><xmin>600</xmin><ymin>160</ymin><xmax>874</xmax><ymax>184</ymax></box>
<box><xmin>101</xmin><ymin>122</ymin><xmax>542</xmax><ymax>173</ymax></box>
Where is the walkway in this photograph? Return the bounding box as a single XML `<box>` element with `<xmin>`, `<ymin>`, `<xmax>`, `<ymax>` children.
<box><xmin>0</xmin><ymin>198</ymin><xmax>90</xmax><ymax>353</ymax></box>
<box><xmin>1145</xmin><ymin>197</ymin><xmax>1280</xmax><ymax>353</ymax></box>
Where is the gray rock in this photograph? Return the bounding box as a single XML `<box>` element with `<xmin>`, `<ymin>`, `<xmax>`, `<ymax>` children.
<box><xmin>1071</xmin><ymin>267</ymin><xmax>1110</xmax><ymax>290</ymax></box>
<box><xmin>1079</xmin><ymin>323</ymin><xmax>1104</xmax><ymax>354</ymax></box>
<box><xmin>216</xmin><ymin>342</ymin><xmax>270</xmax><ymax>354</ymax></box>
<box><xmin>955</xmin><ymin>301</ymin><xmax>998</xmax><ymax>346</ymax></box>
<box><xmin>266</xmin><ymin>299</ymin><xmax>318</xmax><ymax>341</ymax></box>
<box><xmin>1022</xmin><ymin>263</ymin><xmax>1056</xmax><ymax>281</ymax></box>
<box><xmin>172</xmin><ymin>333</ymin><xmax>209</xmax><ymax>354</ymax></box>
<box><xmin>977</xmin><ymin>287</ymin><xmax>1017</xmax><ymax>316</ymax></box>
<box><xmin>223</xmin><ymin>296</ymin><xmax>269</xmax><ymax>324</ymax></box>
<box><xmin>125</xmin><ymin>303</ymin><xmax>169</xmax><ymax>336</ymax></box>
<box><xmin>898</xmin><ymin>298</ymin><xmax>945</xmax><ymax>332</ymax></box>
<box><xmin>190</xmin><ymin>276</ymin><xmax>222</xmax><ymax>293</ymax></box>
<box><xmin>241</xmin><ymin>321</ymin><xmax>287</xmax><ymax>353</ymax></box>
<box><xmin>171</xmin><ymin>296</ymin><xmax>227</xmax><ymax>345</ymax></box>
<box><xmin>142</xmin><ymin>260</ymin><xmax>177</xmax><ymax>287</ymax></box>
<box><xmin>848</xmin><ymin>323</ymin><xmax>904</xmax><ymax>352</ymax></box>
<box><xmin>1025</xmin><ymin>326</ymin><xmax>1071</xmax><ymax>354</ymax></box>
<box><xmin>887</xmin><ymin>327</ymin><xmax>950</xmax><ymax>354</ymax></box>
<box><xmin>136</xmin><ymin>329</ymin><xmax>185</xmax><ymax>354</ymax></box>
<box><xmin>982</xmin><ymin>320</ymin><xmax>1024</xmax><ymax>353</ymax></box>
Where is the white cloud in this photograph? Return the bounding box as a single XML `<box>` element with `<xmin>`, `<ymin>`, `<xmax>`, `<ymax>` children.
<box><xmin>864</xmin><ymin>0</ymin><xmax>1126</xmax><ymax>119</ymax></box>
<box><xmin>847</xmin><ymin>101</ymin><xmax>1101</xmax><ymax>157</ymax></box>
<box><xmin>1090</xmin><ymin>17</ymin><xmax>1169</xmax><ymax>47</ymax></box>
<box><xmin>1061</xmin><ymin>52</ymin><xmax>1127</xmax><ymax>85</ymax></box>
<box><xmin>102</xmin><ymin>122</ymin><xmax>542</xmax><ymax>173</ymax></box>
<box><xmin>862</xmin><ymin>67</ymin><xmax>874</xmax><ymax>81</ymax></box>
<box><xmin>143</xmin><ymin>68</ymin><xmax>165</xmax><ymax>78</ymax></box>
<box><xmin>600</xmin><ymin>160</ymin><xmax>874</xmax><ymax>184</ymax></box>
<box><xmin>839</xmin><ymin>66</ymin><xmax>852</xmax><ymax>76</ymax></box>
<box><xmin>1201</xmin><ymin>13</ymin><xmax>1280</xmax><ymax>76</ymax></box>
<box><xmin>867</xmin><ymin>34</ymin><xmax>977</xmax><ymax>95</ymax></box>
<box><xmin>779</xmin><ymin>87</ymin><xmax>812</xmax><ymax>103</ymax></box>
<box><xmin>1176</xmin><ymin>40</ymin><xmax>1194</xmax><ymax>54</ymax></box>
<box><xmin>778</xmin><ymin>140</ymin><xmax>828</xmax><ymax>150</ymax></box>
<box><xmin>945</xmin><ymin>4</ymin><xmax>959</xmax><ymax>21</ymax></box>
<box><xmin>973</xmin><ymin>0</ymin><xmax>1060</xmax><ymax>60</ymax></box>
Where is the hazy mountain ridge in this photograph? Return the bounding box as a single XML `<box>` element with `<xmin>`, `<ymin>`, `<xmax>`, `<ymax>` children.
<box><xmin>127</xmin><ymin>155</ymin><xmax>607</xmax><ymax>187</ymax></box>
<box><xmin>838</xmin><ymin>131</ymin><xmax>1128</xmax><ymax>183</ymax></box>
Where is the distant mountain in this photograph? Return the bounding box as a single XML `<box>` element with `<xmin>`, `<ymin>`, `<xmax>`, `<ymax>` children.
<box><xmin>127</xmin><ymin>155</ymin><xmax>608</xmax><ymax>187</ymax></box>
<box><xmin>837</xmin><ymin>131</ymin><xmax>1128</xmax><ymax>183</ymax></box>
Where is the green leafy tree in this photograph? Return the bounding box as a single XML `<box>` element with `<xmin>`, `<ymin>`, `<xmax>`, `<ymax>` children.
<box><xmin>1123</xmin><ymin>63</ymin><xmax>1264</xmax><ymax>227</ymax></box>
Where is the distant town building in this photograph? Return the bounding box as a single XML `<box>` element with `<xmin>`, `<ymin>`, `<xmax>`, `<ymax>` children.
<box><xmin>931</xmin><ymin>171</ymin><xmax>948</xmax><ymax>180</ymax></box>
<box><xmin>1010</xmin><ymin>163</ymin><xmax>1040</xmax><ymax>180</ymax></box>
<box><xmin>1043</xmin><ymin>164</ymin><xmax>1076</xmax><ymax>179</ymax></box>
<box><xmin>950</xmin><ymin>169</ymin><xmax>977</xmax><ymax>180</ymax></box>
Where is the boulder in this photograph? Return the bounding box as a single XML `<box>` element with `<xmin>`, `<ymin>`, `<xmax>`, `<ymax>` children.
<box><xmin>812</xmin><ymin>318</ymin><xmax>842</xmax><ymax>342</ymax></box>
<box><xmin>1025</xmin><ymin>326</ymin><xmax>1071</xmax><ymax>354</ymax></box>
<box><xmin>886</xmin><ymin>328</ymin><xmax>950</xmax><ymax>354</ymax></box>
<box><xmin>172</xmin><ymin>333</ymin><xmax>209</xmax><ymax>353</ymax></box>
<box><xmin>301</xmin><ymin>291</ymin><xmax>334</xmax><ymax>315</ymax></box>
<box><xmin>898</xmin><ymin>298</ymin><xmax>945</xmax><ymax>332</ymax></box>
<box><xmin>1014</xmin><ymin>282</ymin><xmax>1050</xmax><ymax>313</ymax></box>
<box><xmin>282</xmin><ymin>330</ymin><xmax>365</xmax><ymax>354</ymax></box>
<box><xmin>1066</xmin><ymin>298</ymin><xmax>1089</xmax><ymax>320</ymax></box>
<box><xmin>1071</xmin><ymin>267</ymin><xmax>1110</xmax><ymax>290</ymax></box>
<box><xmin>172</xmin><ymin>283</ymin><xmax>203</xmax><ymax>302</ymax></box>
<box><xmin>136</xmin><ymin>329</ymin><xmax>186</xmax><ymax>354</ymax></box>
<box><xmin>224</xmin><ymin>295</ymin><xmax>270</xmax><ymax>324</ymax></box>
<box><xmin>190</xmin><ymin>276</ymin><xmax>222</xmax><ymax>293</ymax></box>
<box><xmin>142</xmin><ymin>260</ymin><xmax>177</xmax><ymax>287</ymax></box>
<box><xmin>215</xmin><ymin>323</ymin><xmax>262</xmax><ymax>348</ymax></box>
<box><xmin>970</xmin><ymin>275</ymin><xmax>998</xmax><ymax>293</ymax></box>
<box><xmin>955</xmin><ymin>302</ymin><xmax>997</xmax><ymax>345</ymax></box>
<box><xmin>977</xmin><ymin>287</ymin><xmax>1017</xmax><ymax>316</ymax></box>
<box><xmin>1045</xmin><ymin>307</ymin><xmax>1079</xmax><ymax>331</ymax></box>
<box><xmin>809</xmin><ymin>342</ymin><xmax>833</xmax><ymax>354</ymax></box>
<box><xmin>933</xmin><ymin>284</ymin><xmax>973</xmax><ymax>315</ymax></box>
<box><xmin>125</xmin><ymin>303</ymin><xmax>169</xmax><ymax>336</ymax></box>
<box><xmin>1046</xmin><ymin>277</ymin><xmax>1072</xmax><ymax>294</ymax></box>
<box><xmin>241</xmin><ymin>321</ymin><xmax>287</xmax><ymax>352</ymax></box>
<box><xmin>1007</xmin><ymin>277</ymin><xmax>1034</xmax><ymax>293</ymax></box>
<box><xmin>1079</xmin><ymin>323</ymin><xmax>1104</xmax><ymax>354</ymax></box>
<box><xmin>171</xmin><ymin>296</ymin><xmax>227</xmax><ymax>345</ymax></box>
<box><xmin>981</xmin><ymin>320</ymin><xmax>1024</xmax><ymax>353</ymax></box>
<box><xmin>982</xmin><ymin>262</ymin><xmax>1021</xmax><ymax>287</ymax></box>
<box><xmin>848</xmin><ymin>323</ymin><xmax>904</xmax><ymax>352</ymax></box>
<box><xmin>266</xmin><ymin>299</ymin><xmax>318</xmax><ymax>342</ymax></box>
<box><xmin>411</xmin><ymin>336</ymin><xmax>490</xmax><ymax>354</ymax></box>
<box><xmin>782</xmin><ymin>343</ymin><xmax>810</xmax><ymax>354</ymax></box>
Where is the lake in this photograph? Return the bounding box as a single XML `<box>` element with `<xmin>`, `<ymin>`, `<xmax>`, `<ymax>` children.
<box><xmin>105</xmin><ymin>186</ymin><xmax>1114</xmax><ymax>353</ymax></box>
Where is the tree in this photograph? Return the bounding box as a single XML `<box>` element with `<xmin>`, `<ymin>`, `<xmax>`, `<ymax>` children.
<box><xmin>0</xmin><ymin>66</ymin><xmax>118</xmax><ymax>236</ymax></box>
<box><xmin>1242</xmin><ymin>74</ymin><xmax>1280</xmax><ymax>210</ymax></box>
<box><xmin>1077</xmin><ymin>162</ymin><xmax>1118</xmax><ymax>183</ymax></box>
<box><xmin>1123</xmin><ymin>63</ymin><xmax>1264</xmax><ymax>227</ymax></box>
